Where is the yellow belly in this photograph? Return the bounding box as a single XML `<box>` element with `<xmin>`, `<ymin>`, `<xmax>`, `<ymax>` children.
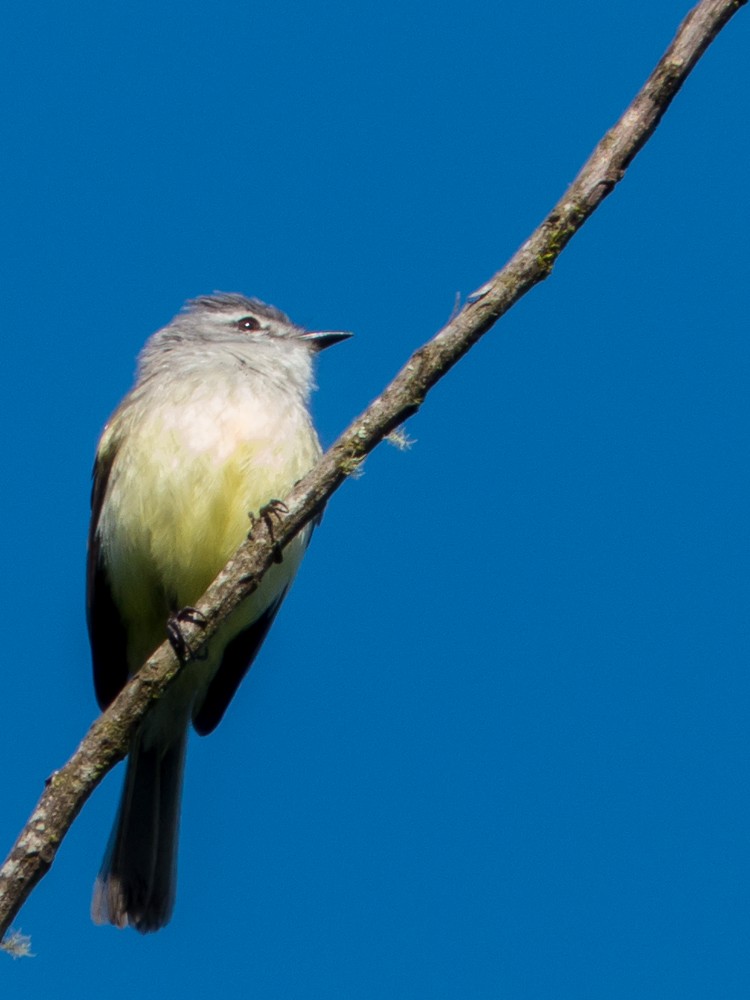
<box><xmin>98</xmin><ymin>380</ymin><xmax>321</xmax><ymax>672</ymax></box>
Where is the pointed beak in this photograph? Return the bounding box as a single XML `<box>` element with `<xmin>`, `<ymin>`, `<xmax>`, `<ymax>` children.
<box><xmin>301</xmin><ymin>329</ymin><xmax>354</xmax><ymax>351</ymax></box>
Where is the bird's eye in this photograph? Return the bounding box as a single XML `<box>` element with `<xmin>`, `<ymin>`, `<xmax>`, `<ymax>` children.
<box><xmin>236</xmin><ymin>316</ymin><xmax>261</xmax><ymax>331</ymax></box>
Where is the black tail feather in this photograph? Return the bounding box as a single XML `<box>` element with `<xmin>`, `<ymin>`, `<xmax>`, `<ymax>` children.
<box><xmin>92</xmin><ymin>730</ymin><xmax>187</xmax><ymax>933</ymax></box>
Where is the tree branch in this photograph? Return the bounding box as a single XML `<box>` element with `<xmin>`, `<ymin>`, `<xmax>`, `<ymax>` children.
<box><xmin>0</xmin><ymin>0</ymin><xmax>744</xmax><ymax>946</ymax></box>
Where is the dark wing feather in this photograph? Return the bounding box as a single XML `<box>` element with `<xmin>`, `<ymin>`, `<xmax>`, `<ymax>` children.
<box><xmin>192</xmin><ymin>595</ymin><xmax>286</xmax><ymax>736</ymax></box>
<box><xmin>194</xmin><ymin>521</ymin><xmax>320</xmax><ymax>735</ymax></box>
<box><xmin>87</xmin><ymin>448</ymin><xmax>130</xmax><ymax>709</ymax></box>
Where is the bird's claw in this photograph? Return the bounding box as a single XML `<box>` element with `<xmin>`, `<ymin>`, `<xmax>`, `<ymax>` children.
<box><xmin>167</xmin><ymin>607</ymin><xmax>208</xmax><ymax>662</ymax></box>
<box><xmin>248</xmin><ymin>499</ymin><xmax>288</xmax><ymax>563</ymax></box>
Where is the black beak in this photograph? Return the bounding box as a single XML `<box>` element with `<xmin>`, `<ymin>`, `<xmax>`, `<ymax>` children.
<box><xmin>302</xmin><ymin>330</ymin><xmax>354</xmax><ymax>351</ymax></box>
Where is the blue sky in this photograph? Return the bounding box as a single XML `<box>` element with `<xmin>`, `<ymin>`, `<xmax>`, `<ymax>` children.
<box><xmin>1</xmin><ymin>1</ymin><xmax>749</xmax><ymax>996</ymax></box>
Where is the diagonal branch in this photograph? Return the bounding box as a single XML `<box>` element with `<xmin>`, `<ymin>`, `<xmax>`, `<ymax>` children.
<box><xmin>0</xmin><ymin>0</ymin><xmax>745</xmax><ymax>946</ymax></box>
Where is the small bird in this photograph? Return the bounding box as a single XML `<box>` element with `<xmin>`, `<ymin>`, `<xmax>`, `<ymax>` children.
<box><xmin>87</xmin><ymin>293</ymin><xmax>351</xmax><ymax>932</ymax></box>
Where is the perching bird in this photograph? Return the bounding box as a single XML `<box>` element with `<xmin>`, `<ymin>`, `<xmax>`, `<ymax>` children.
<box><xmin>87</xmin><ymin>293</ymin><xmax>351</xmax><ymax>932</ymax></box>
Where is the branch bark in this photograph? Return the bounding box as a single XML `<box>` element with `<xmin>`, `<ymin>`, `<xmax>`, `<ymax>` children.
<box><xmin>0</xmin><ymin>0</ymin><xmax>745</xmax><ymax>945</ymax></box>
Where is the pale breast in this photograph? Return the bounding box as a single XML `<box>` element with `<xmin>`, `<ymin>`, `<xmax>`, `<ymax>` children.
<box><xmin>99</xmin><ymin>375</ymin><xmax>321</xmax><ymax>628</ymax></box>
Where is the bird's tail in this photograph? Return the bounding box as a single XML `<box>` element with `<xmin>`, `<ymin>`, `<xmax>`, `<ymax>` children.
<box><xmin>91</xmin><ymin>728</ymin><xmax>187</xmax><ymax>933</ymax></box>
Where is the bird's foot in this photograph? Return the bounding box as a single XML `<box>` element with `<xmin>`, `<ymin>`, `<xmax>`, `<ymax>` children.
<box><xmin>167</xmin><ymin>607</ymin><xmax>209</xmax><ymax>662</ymax></box>
<box><xmin>248</xmin><ymin>499</ymin><xmax>288</xmax><ymax>563</ymax></box>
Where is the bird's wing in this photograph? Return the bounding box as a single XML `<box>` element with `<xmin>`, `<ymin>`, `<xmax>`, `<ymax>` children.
<box><xmin>193</xmin><ymin>507</ymin><xmax>322</xmax><ymax>736</ymax></box>
<box><xmin>191</xmin><ymin>592</ymin><xmax>286</xmax><ymax>736</ymax></box>
<box><xmin>87</xmin><ymin>438</ymin><xmax>130</xmax><ymax>710</ymax></box>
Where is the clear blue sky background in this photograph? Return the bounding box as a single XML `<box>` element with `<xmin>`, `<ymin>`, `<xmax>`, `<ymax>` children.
<box><xmin>1</xmin><ymin>1</ymin><xmax>748</xmax><ymax>996</ymax></box>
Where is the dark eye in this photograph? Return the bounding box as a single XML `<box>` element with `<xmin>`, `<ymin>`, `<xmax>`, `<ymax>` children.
<box><xmin>236</xmin><ymin>316</ymin><xmax>261</xmax><ymax>331</ymax></box>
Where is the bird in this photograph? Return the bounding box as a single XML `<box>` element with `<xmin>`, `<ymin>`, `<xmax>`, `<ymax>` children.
<box><xmin>86</xmin><ymin>293</ymin><xmax>351</xmax><ymax>932</ymax></box>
